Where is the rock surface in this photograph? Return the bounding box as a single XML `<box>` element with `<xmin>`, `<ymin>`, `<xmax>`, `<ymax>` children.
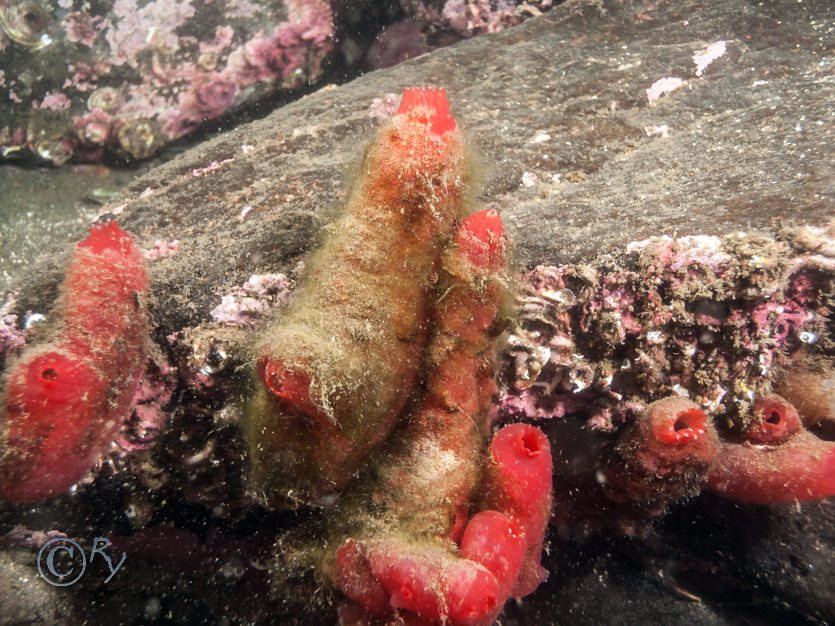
<box><xmin>12</xmin><ymin>0</ymin><xmax>835</xmax><ymax>325</ymax></box>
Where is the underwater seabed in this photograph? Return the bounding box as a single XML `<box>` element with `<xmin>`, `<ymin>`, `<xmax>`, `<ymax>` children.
<box><xmin>0</xmin><ymin>164</ymin><xmax>143</xmax><ymax>294</ymax></box>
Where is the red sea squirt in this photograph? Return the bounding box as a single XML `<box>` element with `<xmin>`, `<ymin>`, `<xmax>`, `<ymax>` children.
<box><xmin>242</xmin><ymin>90</ymin><xmax>550</xmax><ymax>623</ymax></box>
<box><xmin>244</xmin><ymin>87</ymin><xmax>467</xmax><ymax>505</ymax></box>
<box><xmin>0</xmin><ymin>352</ymin><xmax>106</xmax><ymax>501</ymax></box>
<box><xmin>459</xmin><ymin>510</ymin><xmax>527</xmax><ymax>605</ymax></box>
<box><xmin>332</xmin><ymin>208</ymin><xmax>509</xmax><ymax>625</ymax></box>
<box><xmin>360</xmin><ymin>542</ymin><xmax>500</xmax><ymax>623</ymax></box>
<box><xmin>600</xmin><ymin>397</ymin><xmax>720</xmax><ymax>517</ymax></box>
<box><xmin>331</xmin><ymin>208</ymin><xmax>552</xmax><ymax>625</ymax></box>
<box><xmin>481</xmin><ymin>423</ymin><xmax>553</xmax><ymax>598</ymax></box>
<box><xmin>707</xmin><ymin>394</ymin><xmax>835</xmax><ymax>503</ymax></box>
<box><xmin>0</xmin><ymin>221</ymin><xmax>149</xmax><ymax>501</ymax></box>
<box><xmin>743</xmin><ymin>393</ymin><xmax>802</xmax><ymax>444</ymax></box>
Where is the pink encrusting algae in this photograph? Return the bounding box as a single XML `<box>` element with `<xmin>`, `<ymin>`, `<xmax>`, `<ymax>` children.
<box><xmin>0</xmin><ymin>0</ymin><xmax>335</xmax><ymax>164</ymax></box>
<box><xmin>0</xmin><ymin>221</ymin><xmax>150</xmax><ymax>501</ymax></box>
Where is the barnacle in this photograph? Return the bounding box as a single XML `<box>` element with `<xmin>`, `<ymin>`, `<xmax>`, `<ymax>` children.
<box><xmin>87</xmin><ymin>87</ymin><xmax>124</xmax><ymax>114</ymax></box>
<box><xmin>0</xmin><ymin>0</ymin><xmax>54</xmax><ymax>50</ymax></box>
<box><xmin>116</xmin><ymin>119</ymin><xmax>165</xmax><ymax>160</ymax></box>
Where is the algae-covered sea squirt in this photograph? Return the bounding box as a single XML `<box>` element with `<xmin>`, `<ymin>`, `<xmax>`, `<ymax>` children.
<box><xmin>243</xmin><ymin>88</ymin><xmax>470</xmax><ymax>505</ymax></box>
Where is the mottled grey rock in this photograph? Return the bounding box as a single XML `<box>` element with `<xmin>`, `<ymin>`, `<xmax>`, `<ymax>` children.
<box><xmin>12</xmin><ymin>0</ymin><xmax>835</xmax><ymax>327</ymax></box>
<box><xmin>34</xmin><ymin>0</ymin><xmax>835</xmax><ymax>322</ymax></box>
<box><xmin>669</xmin><ymin>495</ymin><xmax>835</xmax><ymax>625</ymax></box>
<box><xmin>0</xmin><ymin>550</ymin><xmax>72</xmax><ymax>626</ymax></box>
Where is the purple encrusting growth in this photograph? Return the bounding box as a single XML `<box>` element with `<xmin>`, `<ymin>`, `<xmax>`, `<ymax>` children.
<box><xmin>115</xmin><ymin>362</ymin><xmax>177</xmax><ymax>453</ymax></box>
<box><xmin>0</xmin><ymin>295</ymin><xmax>25</xmax><ymax>360</ymax></box>
<box><xmin>0</xmin><ymin>0</ymin><xmax>334</xmax><ymax>164</ymax></box>
<box><xmin>415</xmin><ymin>0</ymin><xmax>553</xmax><ymax>37</ymax></box>
<box><xmin>210</xmin><ymin>273</ymin><xmax>294</xmax><ymax>326</ymax></box>
<box><xmin>496</xmin><ymin>227</ymin><xmax>835</xmax><ymax>433</ymax></box>
<box><xmin>0</xmin><ymin>525</ymin><xmax>69</xmax><ymax>549</ymax></box>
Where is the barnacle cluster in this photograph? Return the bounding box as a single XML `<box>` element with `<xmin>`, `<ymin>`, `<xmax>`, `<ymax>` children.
<box><xmin>500</xmin><ymin>231</ymin><xmax>833</xmax><ymax>432</ymax></box>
